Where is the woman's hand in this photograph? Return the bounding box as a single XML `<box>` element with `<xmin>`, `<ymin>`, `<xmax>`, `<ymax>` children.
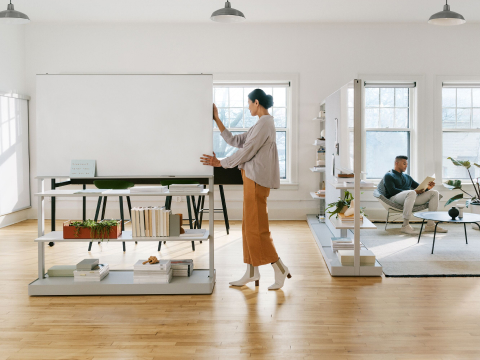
<box><xmin>200</xmin><ymin>152</ymin><xmax>222</xmax><ymax>167</ymax></box>
<box><xmin>213</xmin><ymin>104</ymin><xmax>225</xmax><ymax>132</ymax></box>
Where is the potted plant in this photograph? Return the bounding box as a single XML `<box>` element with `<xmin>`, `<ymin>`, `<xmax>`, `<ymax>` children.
<box><xmin>63</xmin><ymin>219</ymin><xmax>122</xmax><ymax>240</ymax></box>
<box><xmin>326</xmin><ymin>190</ymin><xmax>352</xmax><ymax>218</ymax></box>
<box><xmin>443</xmin><ymin>157</ymin><xmax>480</xmax><ymax>229</ymax></box>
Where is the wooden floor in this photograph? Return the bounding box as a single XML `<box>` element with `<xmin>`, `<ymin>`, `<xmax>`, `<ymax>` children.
<box><xmin>1</xmin><ymin>219</ymin><xmax>480</xmax><ymax>359</ymax></box>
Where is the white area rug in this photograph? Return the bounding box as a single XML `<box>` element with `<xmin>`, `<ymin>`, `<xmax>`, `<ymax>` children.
<box><xmin>361</xmin><ymin>223</ymin><xmax>480</xmax><ymax>277</ymax></box>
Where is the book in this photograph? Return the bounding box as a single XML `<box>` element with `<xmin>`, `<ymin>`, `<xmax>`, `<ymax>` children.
<box><xmin>135</xmin><ymin>208</ymin><xmax>141</xmax><ymax>237</ymax></box>
<box><xmin>132</xmin><ymin>208</ymin><xmax>137</xmax><ymax>238</ymax></box>
<box><xmin>168</xmin><ymin>184</ymin><xmax>204</xmax><ymax>193</ymax></box>
<box><xmin>169</xmin><ymin>214</ymin><xmax>181</xmax><ymax>237</ymax></box>
<box><xmin>47</xmin><ymin>265</ymin><xmax>76</xmax><ymax>277</ymax></box>
<box><xmin>166</xmin><ymin>210</ymin><xmax>170</xmax><ymax>236</ymax></box>
<box><xmin>73</xmin><ymin>189</ymin><xmax>104</xmax><ymax>194</ymax></box>
<box><xmin>134</xmin><ymin>259</ymin><xmax>171</xmax><ymax>271</ymax></box>
<box><xmin>171</xmin><ymin>259</ymin><xmax>193</xmax><ymax>277</ymax></box>
<box><xmin>338</xmin><ymin>213</ymin><xmax>364</xmax><ymax>222</ymax></box>
<box><xmin>337</xmin><ymin>250</ymin><xmax>376</xmax><ymax>266</ymax></box>
<box><xmin>133</xmin><ymin>269</ymin><xmax>173</xmax><ymax>284</ymax></box>
<box><xmin>74</xmin><ymin>264</ymin><xmax>109</xmax><ymax>281</ymax></box>
<box><xmin>145</xmin><ymin>208</ymin><xmax>150</xmax><ymax>237</ymax></box>
<box><xmin>140</xmin><ymin>209</ymin><xmax>145</xmax><ymax>237</ymax></box>
<box><xmin>149</xmin><ymin>207</ymin><xmax>153</xmax><ymax>237</ymax></box>
<box><xmin>179</xmin><ymin>229</ymin><xmax>204</xmax><ymax>237</ymax></box>
<box><xmin>76</xmin><ymin>258</ymin><xmax>99</xmax><ymax>270</ymax></box>
<box><xmin>416</xmin><ymin>174</ymin><xmax>435</xmax><ymax>191</ymax></box>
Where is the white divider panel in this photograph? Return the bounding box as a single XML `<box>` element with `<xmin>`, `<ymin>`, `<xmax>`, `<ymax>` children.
<box><xmin>36</xmin><ymin>74</ymin><xmax>213</xmax><ymax>177</ymax></box>
<box><xmin>0</xmin><ymin>96</ymin><xmax>31</xmax><ymax>216</ymax></box>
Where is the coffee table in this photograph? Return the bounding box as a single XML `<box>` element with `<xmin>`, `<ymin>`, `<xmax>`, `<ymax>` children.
<box><xmin>413</xmin><ymin>211</ymin><xmax>480</xmax><ymax>254</ymax></box>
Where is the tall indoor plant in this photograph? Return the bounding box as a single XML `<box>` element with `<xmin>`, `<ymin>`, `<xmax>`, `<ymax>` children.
<box><xmin>443</xmin><ymin>158</ymin><xmax>480</xmax><ymax>228</ymax></box>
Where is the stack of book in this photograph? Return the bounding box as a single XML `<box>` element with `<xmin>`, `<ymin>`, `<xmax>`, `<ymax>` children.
<box><xmin>315</xmin><ymin>190</ymin><xmax>325</xmax><ymax>198</ymax></box>
<box><xmin>130</xmin><ymin>186</ymin><xmax>168</xmax><ymax>193</ymax></box>
<box><xmin>337</xmin><ymin>249</ymin><xmax>376</xmax><ymax>266</ymax></box>
<box><xmin>133</xmin><ymin>259</ymin><xmax>172</xmax><ymax>284</ymax></box>
<box><xmin>171</xmin><ymin>259</ymin><xmax>193</xmax><ymax>277</ymax></box>
<box><xmin>74</xmin><ymin>259</ymin><xmax>109</xmax><ymax>281</ymax></box>
<box><xmin>331</xmin><ymin>237</ymin><xmax>354</xmax><ymax>251</ymax></box>
<box><xmin>168</xmin><ymin>184</ymin><xmax>204</xmax><ymax>193</ymax></box>
<box><xmin>338</xmin><ymin>213</ymin><xmax>364</xmax><ymax>223</ymax></box>
<box><xmin>131</xmin><ymin>207</ymin><xmax>181</xmax><ymax>237</ymax></box>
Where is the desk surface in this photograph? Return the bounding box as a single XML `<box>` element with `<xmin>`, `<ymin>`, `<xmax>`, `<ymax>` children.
<box><xmin>36</xmin><ymin>175</ymin><xmax>214</xmax><ymax>179</ymax></box>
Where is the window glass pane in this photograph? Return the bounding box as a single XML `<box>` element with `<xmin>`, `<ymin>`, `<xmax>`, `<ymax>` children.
<box><xmin>276</xmin><ymin>131</ymin><xmax>286</xmax><ymax>179</ymax></box>
<box><xmin>395</xmin><ymin>88</ymin><xmax>409</xmax><ymax>108</ymax></box>
<box><xmin>457</xmin><ymin>88</ymin><xmax>472</xmax><ymax>108</ymax></box>
<box><xmin>380</xmin><ymin>88</ymin><xmax>394</xmax><ymax>107</ymax></box>
<box><xmin>365</xmin><ymin>108</ymin><xmax>379</xmax><ymax>128</ymax></box>
<box><xmin>215</xmin><ymin>88</ymin><xmax>228</xmax><ymax>107</ymax></box>
<box><xmin>366</xmin><ymin>131</ymin><xmax>409</xmax><ymax>179</ymax></box>
<box><xmin>379</xmin><ymin>108</ymin><xmax>394</xmax><ymax>128</ymax></box>
<box><xmin>348</xmin><ymin>108</ymin><xmax>354</xmax><ymax>128</ymax></box>
<box><xmin>229</xmin><ymin>108</ymin><xmax>243</xmax><ymax>128</ymax></box>
<box><xmin>347</xmin><ymin>88</ymin><xmax>354</xmax><ymax>108</ymax></box>
<box><xmin>216</xmin><ymin>107</ymin><xmax>229</xmax><ymax>128</ymax></box>
<box><xmin>473</xmin><ymin>109</ymin><xmax>480</xmax><ymax>129</ymax></box>
<box><xmin>473</xmin><ymin>89</ymin><xmax>480</xmax><ymax>107</ymax></box>
<box><xmin>244</xmin><ymin>108</ymin><xmax>257</xmax><ymax>127</ymax></box>
<box><xmin>349</xmin><ymin>131</ymin><xmax>354</xmax><ymax>171</ymax></box>
<box><xmin>262</xmin><ymin>87</ymin><xmax>273</xmax><ymax>96</ymax></box>
<box><xmin>456</xmin><ymin>108</ymin><xmax>471</xmax><ymax>128</ymax></box>
<box><xmin>229</xmin><ymin>88</ymin><xmax>243</xmax><ymax>107</ymax></box>
<box><xmin>395</xmin><ymin>108</ymin><xmax>409</xmax><ymax>128</ymax></box>
<box><xmin>442</xmin><ymin>88</ymin><xmax>456</xmax><ymax>107</ymax></box>
<box><xmin>213</xmin><ymin>131</ymin><xmax>245</xmax><ymax>158</ymax></box>
<box><xmin>443</xmin><ymin>132</ymin><xmax>480</xmax><ymax>179</ymax></box>
<box><xmin>273</xmin><ymin>108</ymin><xmax>286</xmax><ymax>128</ymax></box>
<box><xmin>273</xmin><ymin>87</ymin><xmax>286</xmax><ymax>107</ymax></box>
<box><xmin>365</xmin><ymin>88</ymin><xmax>379</xmax><ymax>107</ymax></box>
<box><xmin>442</xmin><ymin>108</ymin><xmax>456</xmax><ymax>128</ymax></box>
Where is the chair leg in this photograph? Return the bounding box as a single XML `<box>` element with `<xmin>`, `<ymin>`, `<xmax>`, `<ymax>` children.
<box><xmin>385</xmin><ymin>209</ymin><xmax>390</xmax><ymax>230</ymax></box>
<box><xmin>219</xmin><ymin>185</ymin><xmax>230</xmax><ymax>235</ymax></box>
<box><xmin>119</xmin><ymin>196</ymin><xmax>125</xmax><ymax>252</ymax></box>
<box><xmin>198</xmin><ymin>196</ymin><xmax>205</xmax><ymax>229</ymax></box>
<box><xmin>101</xmin><ymin>196</ymin><xmax>108</xmax><ymax>220</ymax></box>
<box><xmin>191</xmin><ymin>196</ymin><xmax>199</xmax><ymax>229</ymax></box>
<box><xmin>158</xmin><ymin>241</ymin><xmax>162</xmax><ymax>251</ymax></box>
<box><xmin>186</xmin><ymin>196</ymin><xmax>195</xmax><ymax>251</ymax></box>
<box><xmin>126</xmin><ymin>196</ymin><xmax>132</xmax><ymax>219</ymax></box>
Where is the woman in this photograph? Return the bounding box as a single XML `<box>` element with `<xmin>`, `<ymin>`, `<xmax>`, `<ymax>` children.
<box><xmin>200</xmin><ymin>89</ymin><xmax>291</xmax><ymax>290</ymax></box>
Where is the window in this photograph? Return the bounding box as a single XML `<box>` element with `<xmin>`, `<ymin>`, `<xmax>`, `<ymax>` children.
<box><xmin>363</xmin><ymin>85</ymin><xmax>414</xmax><ymax>179</ymax></box>
<box><xmin>442</xmin><ymin>85</ymin><xmax>480</xmax><ymax>179</ymax></box>
<box><xmin>213</xmin><ymin>84</ymin><xmax>289</xmax><ymax>180</ymax></box>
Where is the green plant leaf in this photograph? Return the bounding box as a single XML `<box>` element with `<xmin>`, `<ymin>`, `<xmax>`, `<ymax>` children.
<box><xmin>444</xmin><ymin>193</ymin><xmax>464</xmax><ymax>207</ymax></box>
<box><xmin>443</xmin><ymin>179</ymin><xmax>462</xmax><ymax>190</ymax></box>
<box><xmin>447</xmin><ymin>157</ymin><xmax>471</xmax><ymax>169</ymax></box>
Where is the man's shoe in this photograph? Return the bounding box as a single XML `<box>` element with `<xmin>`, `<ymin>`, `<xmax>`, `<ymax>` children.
<box><xmin>401</xmin><ymin>224</ymin><xmax>419</xmax><ymax>235</ymax></box>
<box><xmin>424</xmin><ymin>225</ymin><xmax>448</xmax><ymax>233</ymax></box>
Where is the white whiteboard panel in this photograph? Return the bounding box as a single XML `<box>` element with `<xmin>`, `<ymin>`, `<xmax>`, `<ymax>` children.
<box><xmin>36</xmin><ymin>74</ymin><xmax>213</xmax><ymax>177</ymax></box>
<box><xmin>0</xmin><ymin>96</ymin><xmax>31</xmax><ymax>216</ymax></box>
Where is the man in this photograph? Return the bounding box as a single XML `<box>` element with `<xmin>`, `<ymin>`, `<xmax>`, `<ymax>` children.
<box><xmin>383</xmin><ymin>155</ymin><xmax>447</xmax><ymax>235</ymax></box>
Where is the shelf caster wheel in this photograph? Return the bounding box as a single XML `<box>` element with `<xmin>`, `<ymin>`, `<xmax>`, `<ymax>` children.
<box><xmin>48</xmin><ymin>242</ymin><xmax>55</xmax><ymax>247</ymax></box>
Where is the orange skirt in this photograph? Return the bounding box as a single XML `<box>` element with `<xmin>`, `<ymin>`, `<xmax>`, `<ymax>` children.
<box><xmin>241</xmin><ymin>169</ymin><xmax>279</xmax><ymax>266</ymax></box>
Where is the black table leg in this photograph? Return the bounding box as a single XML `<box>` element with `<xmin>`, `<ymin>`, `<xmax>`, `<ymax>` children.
<box><xmin>119</xmin><ymin>196</ymin><xmax>125</xmax><ymax>252</ymax></box>
<box><xmin>82</xmin><ymin>184</ymin><xmax>86</xmax><ymax>221</ymax></box>
<box><xmin>464</xmin><ymin>223</ymin><xmax>468</xmax><ymax>244</ymax></box>
<box><xmin>50</xmin><ymin>179</ymin><xmax>56</xmax><ymax>247</ymax></box>
<box><xmin>219</xmin><ymin>185</ymin><xmax>230</xmax><ymax>235</ymax></box>
<box><xmin>417</xmin><ymin>220</ymin><xmax>425</xmax><ymax>244</ymax></box>
<box><xmin>431</xmin><ymin>222</ymin><xmax>440</xmax><ymax>254</ymax></box>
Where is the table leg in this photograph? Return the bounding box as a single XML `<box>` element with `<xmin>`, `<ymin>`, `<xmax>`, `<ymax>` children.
<box><xmin>418</xmin><ymin>219</ymin><xmax>425</xmax><ymax>244</ymax></box>
<box><xmin>464</xmin><ymin>223</ymin><xmax>468</xmax><ymax>244</ymax></box>
<box><xmin>38</xmin><ymin>242</ymin><xmax>45</xmax><ymax>279</ymax></box>
<box><xmin>431</xmin><ymin>222</ymin><xmax>439</xmax><ymax>254</ymax></box>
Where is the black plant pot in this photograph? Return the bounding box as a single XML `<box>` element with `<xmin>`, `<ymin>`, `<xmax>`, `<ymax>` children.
<box><xmin>448</xmin><ymin>206</ymin><xmax>460</xmax><ymax>220</ymax></box>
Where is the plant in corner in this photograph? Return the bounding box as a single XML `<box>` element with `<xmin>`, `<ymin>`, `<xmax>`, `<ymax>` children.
<box><xmin>443</xmin><ymin>157</ymin><xmax>480</xmax><ymax>207</ymax></box>
<box><xmin>326</xmin><ymin>190</ymin><xmax>353</xmax><ymax>218</ymax></box>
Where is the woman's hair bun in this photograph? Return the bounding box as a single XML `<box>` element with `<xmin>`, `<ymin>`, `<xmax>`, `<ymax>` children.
<box><xmin>248</xmin><ymin>89</ymin><xmax>274</xmax><ymax>109</ymax></box>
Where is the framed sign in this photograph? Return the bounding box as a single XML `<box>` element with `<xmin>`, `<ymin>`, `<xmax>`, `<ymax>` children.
<box><xmin>70</xmin><ymin>160</ymin><xmax>96</xmax><ymax>178</ymax></box>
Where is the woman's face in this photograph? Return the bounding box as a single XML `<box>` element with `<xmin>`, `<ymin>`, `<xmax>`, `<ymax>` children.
<box><xmin>248</xmin><ymin>98</ymin><xmax>259</xmax><ymax>117</ymax></box>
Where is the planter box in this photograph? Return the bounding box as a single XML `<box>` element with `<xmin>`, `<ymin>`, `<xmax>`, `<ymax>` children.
<box><xmin>63</xmin><ymin>220</ymin><xmax>122</xmax><ymax>239</ymax></box>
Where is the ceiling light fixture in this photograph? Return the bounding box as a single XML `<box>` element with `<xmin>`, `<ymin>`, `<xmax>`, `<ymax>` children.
<box><xmin>428</xmin><ymin>0</ymin><xmax>465</xmax><ymax>26</ymax></box>
<box><xmin>211</xmin><ymin>1</ymin><xmax>245</xmax><ymax>23</ymax></box>
<box><xmin>0</xmin><ymin>0</ymin><xmax>30</xmax><ymax>24</ymax></box>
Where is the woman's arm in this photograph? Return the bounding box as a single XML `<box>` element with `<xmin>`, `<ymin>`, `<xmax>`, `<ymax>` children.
<box><xmin>213</xmin><ymin>104</ymin><xmax>248</xmax><ymax>148</ymax></box>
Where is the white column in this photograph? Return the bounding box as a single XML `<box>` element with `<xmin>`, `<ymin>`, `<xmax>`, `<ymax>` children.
<box><xmin>208</xmin><ymin>176</ymin><xmax>214</xmax><ymax>279</ymax></box>
<box><xmin>353</xmin><ymin>80</ymin><xmax>362</xmax><ymax>276</ymax></box>
<box><xmin>37</xmin><ymin>178</ymin><xmax>45</xmax><ymax>279</ymax></box>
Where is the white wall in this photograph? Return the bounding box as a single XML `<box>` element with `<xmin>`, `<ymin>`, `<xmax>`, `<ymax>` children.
<box><xmin>23</xmin><ymin>22</ymin><xmax>480</xmax><ymax>221</ymax></box>
<box><xmin>0</xmin><ymin>25</ymin><xmax>27</xmax><ymax>228</ymax></box>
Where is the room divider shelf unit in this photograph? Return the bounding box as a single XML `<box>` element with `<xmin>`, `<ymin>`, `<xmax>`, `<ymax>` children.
<box><xmin>310</xmin><ymin>192</ymin><xmax>325</xmax><ymax>200</ymax></box>
<box><xmin>310</xmin><ymin>167</ymin><xmax>326</xmax><ymax>173</ymax></box>
<box><xmin>29</xmin><ymin>175</ymin><xmax>215</xmax><ymax>296</ymax></box>
<box><xmin>307</xmin><ymin>215</ymin><xmax>382</xmax><ymax>276</ymax></box>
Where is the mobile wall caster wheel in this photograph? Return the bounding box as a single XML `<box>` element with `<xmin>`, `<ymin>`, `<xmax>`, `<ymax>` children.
<box><xmin>48</xmin><ymin>242</ymin><xmax>55</xmax><ymax>247</ymax></box>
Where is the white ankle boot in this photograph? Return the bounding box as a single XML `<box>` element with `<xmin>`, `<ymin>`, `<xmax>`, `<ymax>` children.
<box><xmin>268</xmin><ymin>258</ymin><xmax>291</xmax><ymax>290</ymax></box>
<box><xmin>229</xmin><ymin>264</ymin><xmax>260</xmax><ymax>287</ymax></box>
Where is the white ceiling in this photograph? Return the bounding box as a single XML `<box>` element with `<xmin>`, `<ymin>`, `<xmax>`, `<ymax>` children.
<box><xmin>7</xmin><ymin>0</ymin><xmax>480</xmax><ymax>24</ymax></box>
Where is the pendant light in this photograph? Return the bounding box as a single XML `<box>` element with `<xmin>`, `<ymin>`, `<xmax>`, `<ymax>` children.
<box><xmin>0</xmin><ymin>0</ymin><xmax>30</xmax><ymax>24</ymax></box>
<box><xmin>428</xmin><ymin>0</ymin><xmax>465</xmax><ymax>26</ymax></box>
<box><xmin>211</xmin><ymin>1</ymin><xmax>245</xmax><ymax>23</ymax></box>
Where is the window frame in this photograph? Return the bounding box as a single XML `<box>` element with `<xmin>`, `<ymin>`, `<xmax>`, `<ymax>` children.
<box><xmin>212</xmin><ymin>74</ymin><xmax>299</xmax><ymax>188</ymax></box>
<box><xmin>357</xmin><ymin>84</ymin><xmax>416</xmax><ymax>181</ymax></box>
